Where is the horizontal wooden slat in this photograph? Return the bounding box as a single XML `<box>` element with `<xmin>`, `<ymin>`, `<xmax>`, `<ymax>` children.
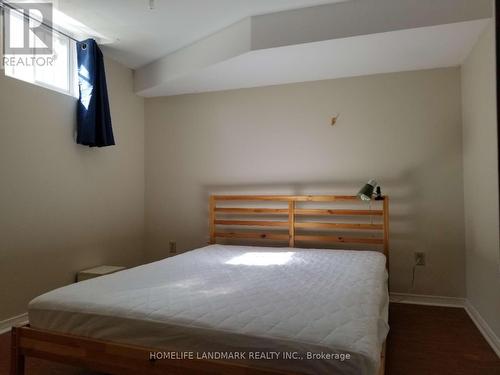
<box><xmin>295</xmin><ymin>222</ymin><xmax>383</xmax><ymax>230</ymax></box>
<box><xmin>215</xmin><ymin>208</ymin><xmax>289</xmax><ymax>214</ymax></box>
<box><xmin>215</xmin><ymin>232</ymin><xmax>289</xmax><ymax>241</ymax></box>
<box><xmin>210</xmin><ymin>195</ymin><xmax>388</xmax><ymax>250</ymax></box>
<box><xmin>295</xmin><ymin>209</ymin><xmax>383</xmax><ymax>216</ymax></box>
<box><xmin>295</xmin><ymin>234</ymin><xmax>384</xmax><ymax>244</ymax></box>
<box><xmin>215</xmin><ymin>220</ymin><xmax>288</xmax><ymax>227</ymax></box>
<box><xmin>213</xmin><ymin>195</ymin><xmax>361</xmax><ymax>202</ymax></box>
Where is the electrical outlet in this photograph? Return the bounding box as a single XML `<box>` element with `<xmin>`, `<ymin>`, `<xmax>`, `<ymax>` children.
<box><xmin>415</xmin><ymin>252</ymin><xmax>426</xmax><ymax>266</ymax></box>
<box><xmin>169</xmin><ymin>241</ymin><xmax>177</xmax><ymax>254</ymax></box>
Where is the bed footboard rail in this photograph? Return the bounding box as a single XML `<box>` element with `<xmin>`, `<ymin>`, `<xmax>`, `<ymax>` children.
<box><xmin>10</xmin><ymin>325</ymin><xmax>293</xmax><ymax>375</ymax></box>
<box><xmin>11</xmin><ymin>324</ymin><xmax>386</xmax><ymax>374</ymax></box>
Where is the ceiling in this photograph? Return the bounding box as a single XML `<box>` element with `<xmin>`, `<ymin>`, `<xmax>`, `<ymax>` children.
<box><xmin>141</xmin><ymin>20</ymin><xmax>489</xmax><ymax>97</ymax></box>
<box><xmin>52</xmin><ymin>0</ymin><xmax>492</xmax><ymax>97</ymax></box>
<box><xmin>56</xmin><ymin>0</ymin><xmax>348</xmax><ymax>69</ymax></box>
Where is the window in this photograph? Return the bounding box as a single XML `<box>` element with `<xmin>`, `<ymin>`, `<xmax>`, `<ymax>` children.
<box><xmin>3</xmin><ymin>8</ymin><xmax>78</xmax><ymax>97</ymax></box>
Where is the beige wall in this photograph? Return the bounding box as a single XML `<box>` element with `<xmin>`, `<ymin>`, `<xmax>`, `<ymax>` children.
<box><xmin>145</xmin><ymin>68</ymin><xmax>466</xmax><ymax>297</ymax></box>
<box><xmin>0</xmin><ymin>58</ymin><xmax>145</xmax><ymax>320</ymax></box>
<box><xmin>462</xmin><ymin>22</ymin><xmax>500</xmax><ymax>338</ymax></box>
<box><xmin>4</xmin><ymin>42</ymin><xmax>493</xmax><ymax>322</ymax></box>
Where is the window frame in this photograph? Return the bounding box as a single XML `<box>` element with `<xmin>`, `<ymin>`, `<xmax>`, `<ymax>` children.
<box><xmin>2</xmin><ymin>8</ymin><xmax>79</xmax><ymax>98</ymax></box>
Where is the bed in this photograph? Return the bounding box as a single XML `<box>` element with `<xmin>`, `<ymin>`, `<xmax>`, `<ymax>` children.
<box><xmin>11</xmin><ymin>195</ymin><xmax>390</xmax><ymax>375</ymax></box>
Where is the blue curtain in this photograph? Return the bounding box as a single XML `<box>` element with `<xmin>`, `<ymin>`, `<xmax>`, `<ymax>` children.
<box><xmin>76</xmin><ymin>39</ymin><xmax>115</xmax><ymax>147</ymax></box>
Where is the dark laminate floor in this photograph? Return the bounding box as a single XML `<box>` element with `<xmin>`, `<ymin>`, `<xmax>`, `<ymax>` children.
<box><xmin>386</xmin><ymin>303</ymin><xmax>500</xmax><ymax>375</ymax></box>
<box><xmin>1</xmin><ymin>303</ymin><xmax>499</xmax><ymax>374</ymax></box>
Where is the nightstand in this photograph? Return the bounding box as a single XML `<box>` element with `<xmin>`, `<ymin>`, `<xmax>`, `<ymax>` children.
<box><xmin>76</xmin><ymin>265</ymin><xmax>126</xmax><ymax>282</ymax></box>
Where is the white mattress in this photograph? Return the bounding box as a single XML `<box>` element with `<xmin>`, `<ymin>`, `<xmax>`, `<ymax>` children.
<box><xmin>29</xmin><ymin>245</ymin><xmax>389</xmax><ymax>375</ymax></box>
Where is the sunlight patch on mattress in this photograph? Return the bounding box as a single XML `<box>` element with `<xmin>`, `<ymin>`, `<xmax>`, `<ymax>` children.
<box><xmin>226</xmin><ymin>252</ymin><xmax>294</xmax><ymax>266</ymax></box>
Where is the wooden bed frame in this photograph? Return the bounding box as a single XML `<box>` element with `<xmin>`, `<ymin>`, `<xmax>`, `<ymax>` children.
<box><xmin>11</xmin><ymin>195</ymin><xmax>389</xmax><ymax>375</ymax></box>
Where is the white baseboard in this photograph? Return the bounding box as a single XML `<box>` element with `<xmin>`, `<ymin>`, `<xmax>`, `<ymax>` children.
<box><xmin>464</xmin><ymin>300</ymin><xmax>500</xmax><ymax>358</ymax></box>
<box><xmin>0</xmin><ymin>313</ymin><xmax>28</xmax><ymax>335</ymax></box>
<box><xmin>390</xmin><ymin>292</ymin><xmax>465</xmax><ymax>307</ymax></box>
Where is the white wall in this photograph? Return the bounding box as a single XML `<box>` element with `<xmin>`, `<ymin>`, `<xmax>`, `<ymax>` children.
<box><xmin>145</xmin><ymin>67</ymin><xmax>466</xmax><ymax>297</ymax></box>
<box><xmin>462</xmin><ymin>22</ymin><xmax>500</xmax><ymax>338</ymax></box>
<box><xmin>0</xmin><ymin>58</ymin><xmax>145</xmax><ymax>320</ymax></box>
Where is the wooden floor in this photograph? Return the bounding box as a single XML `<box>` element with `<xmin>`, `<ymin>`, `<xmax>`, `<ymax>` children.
<box><xmin>387</xmin><ymin>304</ymin><xmax>500</xmax><ymax>375</ymax></box>
<box><xmin>0</xmin><ymin>303</ymin><xmax>498</xmax><ymax>375</ymax></box>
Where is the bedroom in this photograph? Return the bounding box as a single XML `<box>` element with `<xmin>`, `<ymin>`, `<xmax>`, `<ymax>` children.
<box><xmin>0</xmin><ymin>0</ymin><xmax>499</xmax><ymax>374</ymax></box>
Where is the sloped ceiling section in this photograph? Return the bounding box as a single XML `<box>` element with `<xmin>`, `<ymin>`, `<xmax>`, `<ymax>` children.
<box><xmin>134</xmin><ymin>0</ymin><xmax>492</xmax><ymax>97</ymax></box>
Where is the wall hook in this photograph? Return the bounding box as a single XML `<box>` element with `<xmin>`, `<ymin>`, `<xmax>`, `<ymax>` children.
<box><xmin>331</xmin><ymin>113</ymin><xmax>340</xmax><ymax>126</ymax></box>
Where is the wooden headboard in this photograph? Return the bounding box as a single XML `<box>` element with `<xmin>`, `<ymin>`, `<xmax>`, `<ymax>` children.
<box><xmin>209</xmin><ymin>195</ymin><xmax>389</xmax><ymax>262</ymax></box>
